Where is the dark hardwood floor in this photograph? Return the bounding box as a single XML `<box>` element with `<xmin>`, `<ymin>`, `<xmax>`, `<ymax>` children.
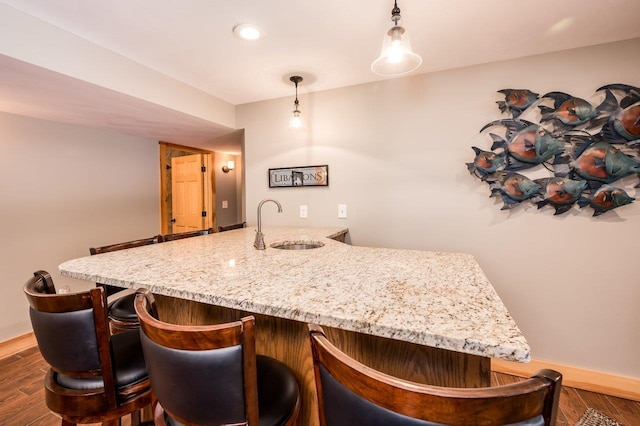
<box><xmin>1</xmin><ymin>346</ymin><xmax>638</xmax><ymax>425</ymax></box>
<box><xmin>492</xmin><ymin>372</ymin><xmax>639</xmax><ymax>425</ymax></box>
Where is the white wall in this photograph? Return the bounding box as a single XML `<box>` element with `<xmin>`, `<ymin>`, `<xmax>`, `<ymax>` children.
<box><xmin>0</xmin><ymin>112</ymin><xmax>159</xmax><ymax>341</ymax></box>
<box><xmin>237</xmin><ymin>38</ymin><xmax>640</xmax><ymax>378</ymax></box>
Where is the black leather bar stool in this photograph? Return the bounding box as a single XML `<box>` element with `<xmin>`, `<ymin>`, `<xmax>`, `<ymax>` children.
<box><xmin>135</xmin><ymin>289</ymin><xmax>300</xmax><ymax>426</ymax></box>
<box><xmin>89</xmin><ymin>235</ymin><xmax>163</xmax><ymax>332</ymax></box>
<box><xmin>24</xmin><ymin>270</ymin><xmax>152</xmax><ymax>425</ymax></box>
<box><xmin>308</xmin><ymin>324</ymin><xmax>562</xmax><ymax>426</ymax></box>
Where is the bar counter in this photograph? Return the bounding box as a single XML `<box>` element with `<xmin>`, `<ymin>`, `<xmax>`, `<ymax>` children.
<box><xmin>59</xmin><ymin>226</ymin><xmax>530</xmax><ymax>425</ymax></box>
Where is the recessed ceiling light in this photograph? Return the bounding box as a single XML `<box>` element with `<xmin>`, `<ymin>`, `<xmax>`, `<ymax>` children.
<box><xmin>233</xmin><ymin>24</ymin><xmax>264</xmax><ymax>41</ymax></box>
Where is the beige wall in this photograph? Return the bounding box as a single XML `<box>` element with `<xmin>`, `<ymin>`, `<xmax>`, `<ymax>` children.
<box><xmin>237</xmin><ymin>38</ymin><xmax>640</xmax><ymax>378</ymax></box>
<box><xmin>0</xmin><ymin>112</ymin><xmax>159</xmax><ymax>341</ymax></box>
<box><xmin>215</xmin><ymin>152</ymin><xmax>243</xmax><ymax>228</ymax></box>
<box><xmin>211</xmin><ymin>130</ymin><xmax>245</xmax><ymax>228</ymax></box>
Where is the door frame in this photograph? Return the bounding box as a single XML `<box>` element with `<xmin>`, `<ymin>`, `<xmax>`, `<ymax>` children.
<box><xmin>159</xmin><ymin>142</ymin><xmax>216</xmax><ymax>234</ymax></box>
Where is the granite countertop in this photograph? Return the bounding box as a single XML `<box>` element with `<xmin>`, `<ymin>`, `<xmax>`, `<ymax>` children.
<box><xmin>59</xmin><ymin>226</ymin><xmax>530</xmax><ymax>362</ymax></box>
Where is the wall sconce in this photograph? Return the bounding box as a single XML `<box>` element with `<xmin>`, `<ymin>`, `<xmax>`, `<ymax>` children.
<box><xmin>288</xmin><ymin>75</ymin><xmax>304</xmax><ymax>128</ymax></box>
<box><xmin>222</xmin><ymin>160</ymin><xmax>235</xmax><ymax>173</ymax></box>
<box><xmin>371</xmin><ymin>0</ymin><xmax>422</xmax><ymax>76</ymax></box>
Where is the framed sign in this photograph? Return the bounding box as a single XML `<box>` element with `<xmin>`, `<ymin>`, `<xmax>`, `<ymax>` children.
<box><xmin>269</xmin><ymin>165</ymin><xmax>329</xmax><ymax>188</ymax></box>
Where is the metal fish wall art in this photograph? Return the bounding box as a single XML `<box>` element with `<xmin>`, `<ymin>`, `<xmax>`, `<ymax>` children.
<box><xmin>496</xmin><ymin>89</ymin><xmax>539</xmax><ymax>119</ymax></box>
<box><xmin>538</xmin><ymin>92</ymin><xmax>600</xmax><ymax>135</ymax></box>
<box><xmin>595</xmin><ymin>84</ymin><xmax>640</xmax><ymax>143</ymax></box>
<box><xmin>466</xmin><ymin>147</ymin><xmax>506</xmax><ymax>179</ymax></box>
<box><xmin>489</xmin><ymin>172</ymin><xmax>543</xmax><ymax>210</ymax></box>
<box><xmin>482</xmin><ymin>119</ymin><xmax>567</xmax><ymax>168</ymax></box>
<box><xmin>467</xmin><ymin>83</ymin><xmax>640</xmax><ymax>217</ymax></box>
<box><xmin>577</xmin><ymin>185</ymin><xmax>635</xmax><ymax>217</ymax></box>
<box><xmin>534</xmin><ymin>177</ymin><xmax>588</xmax><ymax>215</ymax></box>
<box><xmin>571</xmin><ymin>140</ymin><xmax>640</xmax><ymax>184</ymax></box>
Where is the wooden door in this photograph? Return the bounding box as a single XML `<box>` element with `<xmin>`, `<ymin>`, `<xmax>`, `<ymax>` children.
<box><xmin>171</xmin><ymin>154</ymin><xmax>204</xmax><ymax>232</ymax></box>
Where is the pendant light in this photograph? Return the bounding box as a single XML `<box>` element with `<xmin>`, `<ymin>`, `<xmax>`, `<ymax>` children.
<box><xmin>288</xmin><ymin>76</ymin><xmax>304</xmax><ymax>128</ymax></box>
<box><xmin>371</xmin><ymin>0</ymin><xmax>422</xmax><ymax>76</ymax></box>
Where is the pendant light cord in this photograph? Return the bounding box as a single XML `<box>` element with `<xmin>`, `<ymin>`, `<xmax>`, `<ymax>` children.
<box><xmin>290</xmin><ymin>76</ymin><xmax>303</xmax><ymax>112</ymax></box>
<box><xmin>391</xmin><ymin>0</ymin><xmax>401</xmax><ymax>25</ymax></box>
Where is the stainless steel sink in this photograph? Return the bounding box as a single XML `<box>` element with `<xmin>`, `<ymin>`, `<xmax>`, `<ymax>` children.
<box><xmin>270</xmin><ymin>241</ymin><xmax>324</xmax><ymax>250</ymax></box>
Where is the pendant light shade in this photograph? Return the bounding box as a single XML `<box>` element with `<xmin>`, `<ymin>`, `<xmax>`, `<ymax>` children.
<box><xmin>371</xmin><ymin>0</ymin><xmax>422</xmax><ymax>76</ymax></box>
<box><xmin>288</xmin><ymin>76</ymin><xmax>305</xmax><ymax>129</ymax></box>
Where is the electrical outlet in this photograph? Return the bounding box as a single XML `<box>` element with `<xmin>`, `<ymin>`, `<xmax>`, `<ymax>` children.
<box><xmin>300</xmin><ymin>205</ymin><xmax>308</xmax><ymax>218</ymax></box>
<box><xmin>222</xmin><ymin>200</ymin><xmax>228</xmax><ymax>209</ymax></box>
<box><xmin>338</xmin><ymin>204</ymin><xmax>347</xmax><ymax>218</ymax></box>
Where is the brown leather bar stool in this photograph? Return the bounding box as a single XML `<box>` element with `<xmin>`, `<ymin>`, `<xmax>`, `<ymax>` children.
<box><xmin>309</xmin><ymin>324</ymin><xmax>562</xmax><ymax>426</ymax></box>
<box><xmin>24</xmin><ymin>270</ymin><xmax>152</xmax><ymax>426</ymax></box>
<box><xmin>135</xmin><ymin>289</ymin><xmax>301</xmax><ymax>426</ymax></box>
<box><xmin>89</xmin><ymin>235</ymin><xmax>163</xmax><ymax>332</ymax></box>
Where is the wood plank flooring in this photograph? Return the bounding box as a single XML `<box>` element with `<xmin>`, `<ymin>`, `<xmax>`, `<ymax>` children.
<box><xmin>1</xmin><ymin>346</ymin><xmax>638</xmax><ymax>425</ymax></box>
<box><xmin>492</xmin><ymin>371</ymin><xmax>640</xmax><ymax>425</ymax></box>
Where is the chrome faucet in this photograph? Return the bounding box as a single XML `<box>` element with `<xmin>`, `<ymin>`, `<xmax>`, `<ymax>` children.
<box><xmin>254</xmin><ymin>199</ymin><xmax>283</xmax><ymax>250</ymax></box>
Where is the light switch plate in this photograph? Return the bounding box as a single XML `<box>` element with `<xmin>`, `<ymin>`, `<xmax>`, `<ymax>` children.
<box><xmin>300</xmin><ymin>205</ymin><xmax>308</xmax><ymax>218</ymax></box>
<box><xmin>338</xmin><ymin>204</ymin><xmax>347</xmax><ymax>218</ymax></box>
<box><xmin>222</xmin><ymin>200</ymin><xmax>228</xmax><ymax>209</ymax></box>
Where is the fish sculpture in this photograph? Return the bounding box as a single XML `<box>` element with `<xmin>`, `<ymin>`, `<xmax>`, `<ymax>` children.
<box><xmin>496</xmin><ymin>89</ymin><xmax>539</xmax><ymax>118</ymax></box>
<box><xmin>466</xmin><ymin>147</ymin><xmax>506</xmax><ymax>179</ymax></box>
<box><xmin>538</xmin><ymin>92</ymin><xmax>599</xmax><ymax>134</ymax></box>
<box><xmin>469</xmin><ymin>84</ymin><xmax>640</xmax><ymax>218</ymax></box>
<box><xmin>534</xmin><ymin>177</ymin><xmax>588</xmax><ymax>215</ymax></box>
<box><xmin>577</xmin><ymin>185</ymin><xmax>635</xmax><ymax>216</ymax></box>
<box><xmin>482</xmin><ymin>119</ymin><xmax>566</xmax><ymax>169</ymax></box>
<box><xmin>596</xmin><ymin>84</ymin><xmax>640</xmax><ymax>142</ymax></box>
<box><xmin>571</xmin><ymin>140</ymin><xmax>640</xmax><ymax>184</ymax></box>
<box><xmin>489</xmin><ymin>172</ymin><xmax>542</xmax><ymax>210</ymax></box>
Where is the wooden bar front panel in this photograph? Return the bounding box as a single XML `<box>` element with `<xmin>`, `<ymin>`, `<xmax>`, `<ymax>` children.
<box><xmin>154</xmin><ymin>294</ymin><xmax>491</xmax><ymax>426</ymax></box>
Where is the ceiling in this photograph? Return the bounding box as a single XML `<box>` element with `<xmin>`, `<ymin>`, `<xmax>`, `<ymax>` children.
<box><xmin>1</xmin><ymin>0</ymin><xmax>640</xmax><ymax>150</ymax></box>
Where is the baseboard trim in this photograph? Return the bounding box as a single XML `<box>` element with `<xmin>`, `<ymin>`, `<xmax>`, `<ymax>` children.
<box><xmin>493</xmin><ymin>358</ymin><xmax>640</xmax><ymax>402</ymax></box>
<box><xmin>0</xmin><ymin>332</ymin><xmax>36</xmax><ymax>359</ymax></box>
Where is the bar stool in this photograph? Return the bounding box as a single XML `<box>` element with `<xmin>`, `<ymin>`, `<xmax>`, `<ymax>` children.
<box><xmin>217</xmin><ymin>222</ymin><xmax>246</xmax><ymax>232</ymax></box>
<box><xmin>162</xmin><ymin>227</ymin><xmax>213</xmax><ymax>241</ymax></box>
<box><xmin>135</xmin><ymin>289</ymin><xmax>301</xmax><ymax>426</ymax></box>
<box><xmin>89</xmin><ymin>235</ymin><xmax>163</xmax><ymax>333</ymax></box>
<box><xmin>24</xmin><ymin>270</ymin><xmax>151</xmax><ymax>425</ymax></box>
<box><xmin>308</xmin><ymin>324</ymin><xmax>562</xmax><ymax>426</ymax></box>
